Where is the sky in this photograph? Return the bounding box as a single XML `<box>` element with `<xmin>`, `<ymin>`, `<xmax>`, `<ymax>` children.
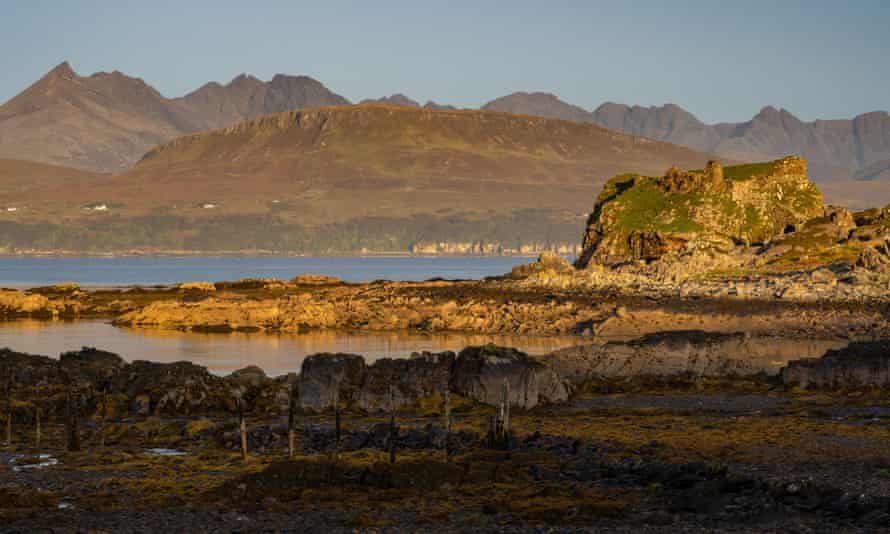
<box><xmin>1</xmin><ymin>0</ymin><xmax>888</xmax><ymax>123</ymax></box>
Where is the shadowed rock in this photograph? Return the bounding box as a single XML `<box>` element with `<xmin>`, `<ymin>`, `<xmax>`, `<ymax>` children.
<box><xmin>59</xmin><ymin>347</ymin><xmax>126</xmax><ymax>385</ymax></box>
<box><xmin>359</xmin><ymin>351</ymin><xmax>454</xmax><ymax>411</ymax></box>
<box><xmin>782</xmin><ymin>342</ymin><xmax>890</xmax><ymax>389</ymax></box>
<box><xmin>298</xmin><ymin>353</ymin><xmax>366</xmax><ymax>411</ymax></box>
<box><xmin>450</xmin><ymin>345</ymin><xmax>569</xmax><ymax>409</ymax></box>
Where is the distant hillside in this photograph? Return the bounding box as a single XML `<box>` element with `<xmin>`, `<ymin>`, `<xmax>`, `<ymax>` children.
<box><xmin>360</xmin><ymin>94</ymin><xmax>421</xmax><ymax>107</ymax></box>
<box><xmin>0</xmin><ymin>105</ymin><xmax>716</xmax><ymax>254</ymax></box>
<box><xmin>119</xmin><ymin>104</ymin><xmax>714</xmax><ymax>219</ymax></box>
<box><xmin>0</xmin><ymin>62</ymin><xmax>349</xmax><ymax>172</ymax></box>
<box><xmin>482</xmin><ymin>93</ymin><xmax>890</xmax><ymax>183</ymax></box>
<box><xmin>484</xmin><ymin>92</ymin><xmax>592</xmax><ymax>124</ymax></box>
<box><xmin>854</xmin><ymin>159</ymin><xmax>890</xmax><ymax>181</ymax></box>
<box><xmin>0</xmin><ymin>158</ymin><xmax>104</xmax><ymax>199</ymax></box>
<box><xmin>360</xmin><ymin>95</ymin><xmax>456</xmax><ymax>110</ymax></box>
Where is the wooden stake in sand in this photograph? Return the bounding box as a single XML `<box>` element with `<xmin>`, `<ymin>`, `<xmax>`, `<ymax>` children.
<box><xmin>98</xmin><ymin>385</ymin><xmax>108</xmax><ymax>450</ymax></box>
<box><xmin>334</xmin><ymin>383</ymin><xmax>341</xmax><ymax>457</ymax></box>
<box><xmin>4</xmin><ymin>380</ymin><xmax>12</xmax><ymax>449</ymax></box>
<box><xmin>502</xmin><ymin>379</ymin><xmax>511</xmax><ymax>449</ymax></box>
<box><xmin>35</xmin><ymin>404</ymin><xmax>41</xmax><ymax>455</ymax></box>
<box><xmin>65</xmin><ymin>384</ymin><xmax>81</xmax><ymax>452</ymax></box>
<box><xmin>444</xmin><ymin>388</ymin><xmax>452</xmax><ymax>461</ymax></box>
<box><xmin>288</xmin><ymin>381</ymin><xmax>298</xmax><ymax>460</ymax></box>
<box><xmin>388</xmin><ymin>385</ymin><xmax>397</xmax><ymax>464</ymax></box>
<box><xmin>237</xmin><ymin>393</ymin><xmax>248</xmax><ymax>461</ymax></box>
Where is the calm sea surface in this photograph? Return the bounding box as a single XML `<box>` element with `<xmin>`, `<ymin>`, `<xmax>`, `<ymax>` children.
<box><xmin>0</xmin><ymin>320</ymin><xmax>582</xmax><ymax>376</ymax></box>
<box><xmin>0</xmin><ymin>255</ymin><xmax>536</xmax><ymax>287</ymax></box>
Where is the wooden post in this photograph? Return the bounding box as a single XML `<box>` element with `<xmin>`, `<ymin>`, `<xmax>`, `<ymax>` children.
<box><xmin>333</xmin><ymin>385</ymin><xmax>341</xmax><ymax>457</ymax></box>
<box><xmin>35</xmin><ymin>404</ymin><xmax>41</xmax><ymax>455</ymax></box>
<box><xmin>66</xmin><ymin>385</ymin><xmax>81</xmax><ymax>452</ymax></box>
<box><xmin>443</xmin><ymin>388</ymin><xmax>451</xmax><ymax>461</ymax></box>
<box><xmin>287</xmin><ymin>382</ymin><xmax>297</xmax><ymax>460</ymax></box>
<box><xmin>98</xmin><ymin>386</ymin><xmax>108</xmax><ymax>449</ymax></box>
<box><xmin>237</xmin><ymin>394</ymin><xmax>248</xmax><ymax>462</ymax></box>
<box><xmin>502</xmin><ymin>379</ymin><xmax>510</xmax><ymax>449</ymax></box>
<box><xmin>388</xmin><ymin>385</ymin><xmax>396</xmax><ymax>464</ymax></box>
<box><xmin>4</xmin><ymin>380</ymin><xmax>11</xmax><ymax>449</ymax></box>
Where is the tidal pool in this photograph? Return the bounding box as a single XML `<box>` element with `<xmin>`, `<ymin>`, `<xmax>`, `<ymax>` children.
<box><xmin>0</xmin><ymin>319</ymin><xmax>582</xmax><ymax>376</ymax></box>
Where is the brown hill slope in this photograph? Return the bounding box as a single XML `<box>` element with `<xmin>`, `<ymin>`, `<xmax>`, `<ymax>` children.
<box><xmin>854</xmin><ymin>159</ymin><xmax>890</xmax><ymax>181</ymax></box>
<box><xmin>0</xmin><ymin>63</ymin><xmax>350</xmax><ymax>172</ymax></box>
<box><xmin>103</xmin><ymin>104</ymin><xmax>717</xmax><ymax>221</ymax></box>
<box><xmin>0</xmin><ymin>158</ymin><xmax>104</xmax><ymax>199</ymax></box>
<box><xmin>0</xmin><ymin>104</ymin><xmax>718</xmax><ymax>253</ymax></box>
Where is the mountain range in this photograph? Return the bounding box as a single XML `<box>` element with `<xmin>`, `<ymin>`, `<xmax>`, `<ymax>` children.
<box><xmin>482</xmin><ymin>93</ymin><xmax>890</xmax><ymax>183</ymax></box>
<box><xmin>1</xmin><ymin>62</ymin><xmax>887</xmax><ymax>183</ymax></box>
<box><xmin>0</xmin><ymin>62</ymin><xmax>349</xmax><ymax>171</ymax></box>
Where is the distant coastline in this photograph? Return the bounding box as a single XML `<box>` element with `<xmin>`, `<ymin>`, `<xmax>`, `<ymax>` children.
<box><xmin>0</xmin><ymin>250</ymin><xmax>547</xmax><ymax>259</ymax></box>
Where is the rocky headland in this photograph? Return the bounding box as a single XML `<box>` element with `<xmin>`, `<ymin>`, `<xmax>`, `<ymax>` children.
<box><xmin>2</xmin><ymin>156</ymin><xmax>890</xmax><ymax>531</ymax></box>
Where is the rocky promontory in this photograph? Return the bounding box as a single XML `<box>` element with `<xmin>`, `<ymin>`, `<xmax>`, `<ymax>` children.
<box><xmin>576</xmin><ymin>157</ymin><xmax>824</xmax><ymax>268</ymax></box>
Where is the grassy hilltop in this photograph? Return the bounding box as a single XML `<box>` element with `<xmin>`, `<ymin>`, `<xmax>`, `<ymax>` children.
<box><xmin>576</xmin><ymin>156</ymin><xmax>890</xmax><ymax>275</ymax></box>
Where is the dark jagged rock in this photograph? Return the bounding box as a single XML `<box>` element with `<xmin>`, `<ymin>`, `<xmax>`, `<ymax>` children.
<box><xmin>359</xmin><ymin>351</ymin><xmax>454</xmax><ymax>411</ymax></box>
<box><xmin>782</xmin><ymin>341</ymin><xmax>890</xmax><ymax>389</ymax></box>
<box><xmin>450</xmin><ymin>345</ymin><xmax>569</xmax><ymax>409</ymax></box>
<box><xmin>59</xmin><ymin>347</ymin><xmax>126</xmax><ymax>386</ymax></box>
<box><xmin>297</xmin><ymin>353</ymin><xmax>366</xmax><ymax>411</ymax></box>
<box><xmin>0</xmin><ymin>348</ymin><xmax>62</xmax><ymax>386</ymax></box>
<box><xmin>226</xmin><ymin>365</ymin><xmax>268</xmax><ymax>389</ymax></box>
<box><xmin>111</xmin><ymin>360</ymin><xmax>231</xmax><ymax>415</ymax></box>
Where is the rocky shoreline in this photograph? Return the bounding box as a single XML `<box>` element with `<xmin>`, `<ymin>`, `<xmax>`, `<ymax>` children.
<box><xmin>4</xmin><ymin>337</ymin><xmax>890</xmax><ymax>532</ymax></box>
<box><xmin>2</xmin><ymin>153</ymin><xmax>890</xmax><ymax>530</ymax></box>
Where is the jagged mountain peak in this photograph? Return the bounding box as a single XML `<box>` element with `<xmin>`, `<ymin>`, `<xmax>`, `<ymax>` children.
<box><xmin>45</xmin><ymin>60</ymin><xmax>77</xmax><ymax>79</ymax></box>
<box><xmin>360</xmin><ymin>94</ymin><xmax>421</xmax><ymax>107</ymax></box>
<box><xmin>227</xmin><ymin>73</ymin><xmax>263</xmax><ymax>88</ymax></box>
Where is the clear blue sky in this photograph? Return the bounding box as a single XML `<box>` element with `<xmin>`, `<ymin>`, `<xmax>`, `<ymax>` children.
<box><xmin>2</xmin><ymin>0</ymin><xmax>887</xmax><ymax>123</ymax></box>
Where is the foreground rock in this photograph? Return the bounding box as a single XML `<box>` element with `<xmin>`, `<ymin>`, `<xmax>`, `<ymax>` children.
<box><xmin>1</xmin><ymin>329</ymin><xmax>866</xmax><ymax>420</ymax></box>
<box><xmin>0</xmin><ymin>344</ymin><xmax>570</xmax><ymax>416</ymax></box>
<box><xmin>451</xmin><ymin>345</ymin><xmax>568</xmax><ymax>407</ymax></box>
<box><xmin>299</xmin><ymin>346</ymin><xmax>566</xmax><ymax>411</ymax></box>
<box><xmin>548</xmin><ymin>331</ymin><xmax>848</xmax><ymax>384</ymax></box>
<box><xmin>114</xmin><ymin>280</ymin><xmax>606</xmax><ymax>335</ymax></box>
<box><xmin>782</xmin><ymin>341</ymin><xmax>890</xmax><ymax>389</ymax></box>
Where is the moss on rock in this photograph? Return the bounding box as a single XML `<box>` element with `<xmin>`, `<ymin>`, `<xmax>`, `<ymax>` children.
<box><xmin>576</xmin><ymin>156</ymin><xmax>824</xmax><ymax>267</ymax></box>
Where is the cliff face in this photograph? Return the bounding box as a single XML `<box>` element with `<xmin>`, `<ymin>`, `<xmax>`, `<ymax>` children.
<box><xmin>575</xmin><ymin>156</ymin><xmax>824</xmax><ymax>267</ymax></box>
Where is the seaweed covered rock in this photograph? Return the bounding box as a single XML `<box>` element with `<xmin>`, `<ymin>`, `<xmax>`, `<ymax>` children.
<box><xmin>298</xmin><ymin>353</ymin><xmax>366</xmax><ymax>411</ymax></box>
<box><xmin>112</xmin><ymin>360</ymin><xmax>232</xmax><ymax>415</ymax></box>
<box><xmin>510</xmin><ymin>251</ymin><xmax>574</xmax><ymax>278</ymax></box>
<box><xmin>226</xmin><ymin>365</ymin><xmax>268</xmax><ymax>389</ymax></box>
<box><xmin>782</xmin><ymin>342</ymin><xmax>890</xmax><ymax>389</ymax></box>
<box><xmin>359</xmin><ymin>351</ymin><xmax>454</xmax><ymax>411</ymax></box>
<box><xmin>0</xmin><ymin>348</ymin><xmax>61</xmax><ymax>386</ymax></box>
<box><xmin>576</xmin><ymin>157</ymin><xmax>824</xmax><ymax>268</ymax></box>
<box><xmin>59</xmin><ymin>347</ymin><xmax>126</xmax><ymax>386</ymax></box>
<box><xmin>450</xmin><ymin>345</ymin><xmax>568</xmax><ymax>409</ymax></box>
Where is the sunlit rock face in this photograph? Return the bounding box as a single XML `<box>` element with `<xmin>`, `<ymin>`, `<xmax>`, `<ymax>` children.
<box><xmin>575</xmin><ymin>157</ymin><xmax>823</xmax><ymax>268</ymax></box>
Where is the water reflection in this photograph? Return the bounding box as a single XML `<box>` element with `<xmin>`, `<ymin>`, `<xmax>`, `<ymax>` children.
<box><xmin>0</xmin><ymin>320</ymin><xmax>582</xmax><ymax>377</ymax></box>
